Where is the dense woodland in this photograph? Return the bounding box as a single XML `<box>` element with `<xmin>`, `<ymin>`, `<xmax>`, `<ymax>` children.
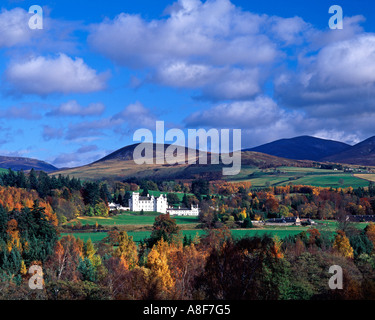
<box><xmin>1</xmin><ymin>169</ymin><xmax>375</xmax><ymax>299</ymax></box>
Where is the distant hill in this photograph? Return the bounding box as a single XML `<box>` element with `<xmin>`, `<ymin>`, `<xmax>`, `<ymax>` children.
<box><xmin>51</xmin><ymin>143</ymin><xmax>315</xmax><ymax>181</ymax></box>
<box><xmin>323</xmin><ymin>136</ymin><xmax>375</xmax><ymax>166</ymax></box>
<box><xmin>0</xmin><ymin>156</ymin><xmax>58</xmax><ymax>172</ymax></box>
<box><xmin>94</xmin><ymin>142</ymin><xmax>213</xmax><ymax>164</ymax></box>
<box><xmin>93</xmin><ymin>143</ymin><xmax>139</xmax><ymax>162</ymax></box>
<box><xmin>245</xmin><ymin>136</ymin><xmax>351</xmax><ymax>161</ymax></box>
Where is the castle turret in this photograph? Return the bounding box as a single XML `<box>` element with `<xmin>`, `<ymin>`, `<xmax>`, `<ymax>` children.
<box><xmin>129</xmin><ymin>192</ymin><xmax>140</xmax><ymax>211</ymax></box>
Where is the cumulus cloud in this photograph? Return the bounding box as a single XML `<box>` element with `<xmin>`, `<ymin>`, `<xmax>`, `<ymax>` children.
<box><xmin>184</xmin><ymin>95</ymin><xmax>306</xmax><ymax>147</ymax></box>
<box><xmin>185</xmin><ymin>96</ymin><xmax>284</xmax><ymax>127</ymax></box>
<box><xmin>112</xmin><ymin>101</ymin><xmax>158</xmax><ymax>129</ymax></box>
<box><xmin>274</xmin><ymin>30</ymin><xmax>375</xmax><ymax>141</ymax></box>
<box><xmin>154</xmin><ymin>62</ymin><xmax>261</xmax><ymax>100</ymax></box>
<box><xmin>47</xmin><ymin>100</ymin><xmax>105</xmax><ymax>117</ymax></box>
<box><xmin>64</xmin><ymin>102</ymin><xmax>157</xmax><ymax>141</ymax></box>
<box><xmin>5</xmin><ymin>54</ymin><xmax>109</xmax><ymax>96</ymax></box>
<box><xmin>88</xmin><ymin>0</ymin><xmax>278</xmax><ymax>67</ymax></box>
<box><xmin>0</xmin><ymin>8</ymin><xmax>32</xmax><ymax>48</ymax></box>
<box><xmin>88</xmin><ymin>0</ymin><xmax>313</xmax><ymax>100</ymax></box>
<box><xmin>314</xmin><ymin>34</ymin><xmax>375</xmax><ymax>88</ymax></box>
<box><xmin>309</xmin><ymin>15</ymin><xmax>366</xmax><ymax>50</ymax></box>
<box><xmin>269</xmin><ymin>16</ymin><xmax>312</xmax><ymax>45</ymax></box>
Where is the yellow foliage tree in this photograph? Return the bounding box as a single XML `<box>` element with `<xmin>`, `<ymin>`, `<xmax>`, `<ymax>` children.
<box><xmin>272</xmin><ymin>235</ymin><xmax>284</xmax><ymax>259</ymax></box>
<box><xmin>147</xmin><ymin>239</ymin><xmax>174</xmax><ymax>292</ymax></box>
<box><xmin>6</xmin><ymin>219</ymin><xmax>21</xmax><ymax>252</ymax></box>
<box><xmin>20</xmin><ymin>260</ymin><xmax>27</xmax><ymax>275</ymax></box>
<box><xmin>333</xmin><ymin>230</ymin><xmax>354</xmax><ymax>259</ymax></box>
<box><xmin>114</xmin><ymin>231</ymin><xmax>138</xmax><ymax>269</ymax></box>
<box><xmin>365</xmin><ymin>223</ymin><xmax>375</xmax><ymax>250</ymax></box>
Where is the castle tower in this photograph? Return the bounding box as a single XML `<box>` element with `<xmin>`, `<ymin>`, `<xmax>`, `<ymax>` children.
<box><xmin>156</xmin><ymin>194</ymin><xmax>167</xmax><ymax>214</ymax></box>
<box><xmin>129</xmin><ymin>192</ymin><xmax>140</xmax><ymax>211</ymax></box>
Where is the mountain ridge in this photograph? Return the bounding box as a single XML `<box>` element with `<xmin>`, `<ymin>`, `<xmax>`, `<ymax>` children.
<box><xmin>323</xmin><ymin>135</ymin><xmax>375</xmax><ymax>165</ymax></box>
<box><xmin>0</xmin><ymin>155</ymin><xmax>58</xmax><ymax>172</ymax></box>
<box><xmin>244</xmin><ymin>135</ymin><xmax>352</xmax><ymax>161</ymax></box>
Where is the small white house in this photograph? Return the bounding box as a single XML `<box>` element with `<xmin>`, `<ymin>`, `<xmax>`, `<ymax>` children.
<box><xmin>108</xmin><ymin>202</ymin><xmax>130</xmax><ymax>211</ymax></box>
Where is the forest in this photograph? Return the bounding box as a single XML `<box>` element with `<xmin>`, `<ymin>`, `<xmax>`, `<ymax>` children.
<box><xmin>1</xmin><ymin>169</ymin><xmax>375</xmax><ymax>299</ymax></box>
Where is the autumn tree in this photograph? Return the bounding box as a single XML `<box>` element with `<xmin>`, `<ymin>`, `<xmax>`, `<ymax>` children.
<box><xmin>113</xmin><ymin>232</ymin><xmax>138</xmax><ymax>269</ymax></box>
<box><xmin>196</xmin><ymin>235</ymin><xmax>289</xmax><ymax>300</ymax></box>
<box><xmin>333</xmin><ymin>230</ymin><xmax>354</xmax><ymax>259</ymax></box>
<box><xmin>168</xmin><ymin>243</ymin><xmax>207</xmax><ymax>299</ymax></box>
<box><xmin>147</xmin><ymin>214</ymin><xmax>180</xmax><ymax>247</ymax></box>
<box><xmin>147</xmin><ymin>239</ymin><xmax>174</xmax><ymax>295</ymax></box>
<box><xmin>365</xmin><ymin>223</ymin><xmax>375</xmax><ymax>250</ymax></box>
<box><xmin>45</xmin><ymin>235</ymin><xmax>84</xmax><ymax>283</ymax></box>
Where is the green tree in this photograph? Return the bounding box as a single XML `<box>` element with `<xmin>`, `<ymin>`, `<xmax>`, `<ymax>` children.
<box><xmin>167</xmin><ymin>193</ymin><xmax>180</xmax><ymax>206</ymax></box>
<box><xmin>243</xmin><ymin>217</ymin><xmax>253</xmax><ymax>228</ymax></box>
<box><xmin>148</xmin><ymin>214</ymin><xmax>180</xmax><ymax>247</ymax></box>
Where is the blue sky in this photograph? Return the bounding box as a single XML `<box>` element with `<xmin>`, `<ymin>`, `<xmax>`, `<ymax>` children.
<box><xmin>1</xmin><ymin>0</ymin><xmax>375</xmax><ymax>168</ymax></box>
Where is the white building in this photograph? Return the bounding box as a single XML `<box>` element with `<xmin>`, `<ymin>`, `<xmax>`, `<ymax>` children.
<box><xmin>129</xmin><ymin>192</ymin><xmax>168</xmax><ymax>214</ymax></box>
<box><xmin>167</xmin><ymin>205</ymin><xmax>200</xmax><ymax>216</ymax></box>
<box><xmin>109</xmin><ymin>202</ymin><xmax>130</xmax><ymax>211</ymax></box>
<box><xmin>128</xmin><ymin>192</ymin><xmax>199</xmax><ymax>216</ymax></box>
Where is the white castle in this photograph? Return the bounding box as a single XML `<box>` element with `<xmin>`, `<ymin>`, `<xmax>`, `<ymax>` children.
<box><xmin>128</xmin><ymin>192</ymin><xmax>199</xmax><ymax>216</ymax></box>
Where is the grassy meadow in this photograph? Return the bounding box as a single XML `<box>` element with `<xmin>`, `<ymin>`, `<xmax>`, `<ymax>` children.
<box><xmin>66</xmin><ymin>212</ymin><xmax>199</xmax><ymax>227</ymax></box>
<box><xmin>61</xmin><ymin>210</ymin><xmax>371</xmax><ymax>244</ymax></box>
<box><xmin>227</xmin><ymin>166</ymin><xmax>369</xmax><ymax>188</ymax></box>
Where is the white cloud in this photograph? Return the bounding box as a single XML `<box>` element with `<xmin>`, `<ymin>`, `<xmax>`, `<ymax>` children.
<box><xmin>64</xmin><ymin>102</ymin><xmax>158</xmax><ymax>141</ymax></box>
<box><xmin>155</xmin><ymin>62</ymin><xmax>261</xmax><ymax>100</ymax></box>
<box><xmin>5</xmin><ymin>54</ymin><xmax>109</xmax><ymax>96</ymax></box>
<box><xmin>184</xmin><ymin>96</ymin><xmax>286</xmax><ymax>127</ymax></box>
<box><xmin>312</xmin><ymin>130</ymin><xmax>360</xmax><ymax>145</ymax></box>
<box><xmin>184</xmin><ymin>95</ymin><xmax>305</xmax><ymax>147</ymax></box>
<box><xmin>270</xmin><ymin>16</ymin><xmax>311</xmax><ymax>45</ymax></box>
<box><xmin>88</xmin><ymin>0</ymin><xmax>299</xmax><ymax>100</ymax></box>
<box><xmin>315</xmin><ymin>34</ymin><xmax>375</xmax><ymax>88</ymax></box>
<box><xmin>88</xmin><ymin>0</ymin><xmax>277</xmax><ymax>68</ymax></box>
<box><xmin>47</xmin><ymin>100</ymin><xmax>105</xmax><ymax>117</ymax></box>
<box><xmin>275</xmin><ymin>33</ymin><xmax>375</xmax><ymax>116</ymax></box>
<box><xmin>0</xmin><ymin>8</ymin><xmax>32</xmax><ymax>48</ymax></box>
<box><xmin>112</xmin><ymin>101</ymin><xmax>158</xmax><ymax>130</ymax></box>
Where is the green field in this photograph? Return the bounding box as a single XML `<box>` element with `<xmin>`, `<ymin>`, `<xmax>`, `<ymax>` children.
<box><xmin>60</xmin><ymin>230</ymin><xmax>205</xmax><ymax>243</ymax></box>
<box><xmin>60</xmin><ymin>223</ymin><xmax>336</xmax><ymax>243</ymax></box>
<box><xmin>227</xmin><ymin>166</ymin><xmax>369</xmax><ymax>188</ymax></box>
<box><xmin>66</xmin><ymin>213</ymin><xmax>199</xmax><ymax>227</ymax></box>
